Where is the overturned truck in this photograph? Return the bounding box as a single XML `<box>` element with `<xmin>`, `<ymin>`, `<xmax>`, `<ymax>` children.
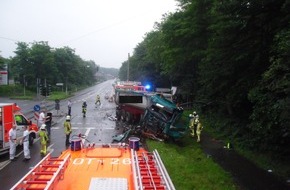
<box><xmin>114</xmin><ymin>81</ymin><xmax>186</xmax><ymax>141</ymax></box>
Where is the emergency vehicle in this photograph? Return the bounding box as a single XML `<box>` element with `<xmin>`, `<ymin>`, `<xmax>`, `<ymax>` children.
<box><xmin>11</xmin><ymin>135</ymin><xmax>176</xmax><ymax>190</ymax></box>
<box><xmin>0</xmin><ymin>103</ymin><xmax>38</xmax><ymax>155</ymax></box>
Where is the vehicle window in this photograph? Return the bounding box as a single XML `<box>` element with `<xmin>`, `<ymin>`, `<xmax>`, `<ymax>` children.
<box><xmin>15</xmin><ymin>115</ymin><xmax>26</xmax><ymax>125</ymax></box>
<box><xmin>151</xmin><ymin>105</ymin><xmax>172</xmax><ymax>120</ymax></box>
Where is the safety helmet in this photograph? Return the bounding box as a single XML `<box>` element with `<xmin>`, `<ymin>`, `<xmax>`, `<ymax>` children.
<box><xmin>40</xmin><ymin>124</ymin><xmax>46</xmax><ymax>130</ymax></box>
<box><xmin>66</xmin><ymin>115</ymin><xmax>71</xmax><ymax>120</ymax></box>
<box><xmin>189</xmin><ymin>114</ymin><xmax>193</xmax><ymax>117</ymax></box>
<box><xmin>193</xmin><ymin>111</ymin><xmax>197</xmax><ymax>115</ymax></box>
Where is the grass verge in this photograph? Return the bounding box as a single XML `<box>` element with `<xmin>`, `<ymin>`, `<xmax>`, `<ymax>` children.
<box><xmin>146</xmin><ymin>137</ymin><xmax>238</xmax><ymax>190</ymax></box>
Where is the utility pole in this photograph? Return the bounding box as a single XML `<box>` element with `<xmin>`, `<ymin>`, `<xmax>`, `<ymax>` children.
<box><xmin>65</xmin><ymin>77</ymin><xmax>68</xmax><ymax>95</ymax></box>
<box><xmin>23</xmin><ymin>75</ymin><xmax>26</xmax><ymax>96</ymax></box>
<box><xmin>127</xmin><ymin>53</ymin><xmax>130</xmax><ymax>81</ymax></box>
<box><xmin>37</xmin><ymin>78</ymin><xmax>41</xmax><ymax>99</ymax></box>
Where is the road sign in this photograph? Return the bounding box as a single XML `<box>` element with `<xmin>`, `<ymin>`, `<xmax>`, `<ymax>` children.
<box><xmin>34</xmin><ymin>104</ymin><xmax>40</xmax><ymax>112</ymax></box>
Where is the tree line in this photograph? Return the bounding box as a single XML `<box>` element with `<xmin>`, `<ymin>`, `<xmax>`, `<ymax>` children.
<box><xmin>1</xmin><ymin>41</ymin><xmax>99</xmax><ymax>92</ymax></box>
<box><xmin>118</xmin><ymin>0</ymin><xmax>290</xmax><ymax>157</ymax></box>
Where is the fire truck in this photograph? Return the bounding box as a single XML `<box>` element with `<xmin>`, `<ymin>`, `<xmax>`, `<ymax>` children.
<box><xmin>0</xmin><ymin>103</ymin><xmax>38</xmax><ymax>155</ymax></box>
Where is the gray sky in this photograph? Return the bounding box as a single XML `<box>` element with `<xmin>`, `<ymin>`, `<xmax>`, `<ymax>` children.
<box><xmin>0</xmin><ymin>0</ymin><xmax>178</xmax><ymax>69</ymax></box>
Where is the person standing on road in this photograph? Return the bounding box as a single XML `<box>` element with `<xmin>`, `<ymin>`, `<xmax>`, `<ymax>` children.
<box><xmin>82</xmin><ymin>100</ymin><xmax>87</xmax><ymax>117</ymax></box>
<box><xmin>45</xmin><ymin>112</ymin><xmax>52</xmax><ymax>138</ymax></box>
<box><xmin>68</xmin><ymin>99</ymin><xmax>72</xmax><ymax>116</ymax></box>
<box><xmin>64</xmin><ymin>115</ymin><xmax>72</xmax><ymax>146</ymax></box>
<box><xmin>39</xmin><ymin>124</ymin><xmax>49</xmax><ymax>156</ymax></box>
<box><xmin>9</xmin><ymin>125</ymin><xmax>17</xmax><ymax>161</ymax></box>
<box><xmin>21</xmin><ymin>125</ymin><xmax>31</xmax><ymax>161</ymax></box>
<box><xmin>38</xmin><ymin>109</ymin><xmax>50</xmax><ymax>128</ymax></box>
<box><xmin>95</xmin><ymin>95</ymin><xmax>101</xmax><ymax>105</ymax></box>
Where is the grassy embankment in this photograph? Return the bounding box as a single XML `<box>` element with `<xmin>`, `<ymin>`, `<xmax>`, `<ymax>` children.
<box><xmin>0</xmin><ymin>85</ymin><xmax>72</xmax><ymax>100</ymax></box>
<box><xmin>147</xmin><ymin>138</ymin><xmax>237</xmax><ymax>190</ymax></box>
<box><xmin>203</xmin><ymin>113</ymin><xmax>290</xmax><ymax>183</ymax></box>
<box><xmin>146</xmin><ymin>110</ymin><xmax>238</xmax><ymax>190</ymax></box>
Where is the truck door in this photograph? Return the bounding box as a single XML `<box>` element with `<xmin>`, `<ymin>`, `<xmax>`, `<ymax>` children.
<box><xmin>0</xmin><ymin>106</ymin><xmax>3</xmax><ymax>149</ymax></box>
<box><xmin>1</xmin><ymin>104</ymin><xmax>14</xmax><ymax>149</ymax></box>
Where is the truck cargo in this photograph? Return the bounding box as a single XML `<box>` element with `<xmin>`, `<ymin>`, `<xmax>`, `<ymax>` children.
<box><xmin>0</xmin><ymin>103</ymin><xmax>39</xmax><ymax>155</ymax></box>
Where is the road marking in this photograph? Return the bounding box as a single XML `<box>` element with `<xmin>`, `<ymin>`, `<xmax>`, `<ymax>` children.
<box><xmin>52</xmin><ymin>127</ymin><xmax>115</xmax><ymax>130</ymax></box>
<box><xmin>83</xmin><ymin>129</ymin><xmax>91</xmax><ymax>144</ymax></box>
<box><xmin>0</xmin><ymin>160</ymin><xmax>10</xmax><ymax>170</ymax></box>
<box><xmin>52</xmin><ymin>127</ymin><xmax>97</xmax><ymax>130</ymax></box>
<box><xmin>85</xmin><ymin>129</ymin><xmax>90</xmax><ymax>137</ymax></box>
<box><xmin>47</xmin><ymin>144</ymin><xmax>54</xmax><ymax>154</ymax></box>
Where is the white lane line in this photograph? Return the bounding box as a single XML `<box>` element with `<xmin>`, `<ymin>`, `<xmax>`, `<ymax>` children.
<box><xmin>83</xmin><ymin>128</ymin><xmax>91</xmax><ymax>144</ymax></box>
<box><xmin>52</xmin><ymin>127</ymin><xmax>115</xmax><ymax>130</ymax></box>
<box><xmin>47</xmin><ymin>144</ymin><xmax>54</xmax><ymax>154</ymax></box>
<box><xmin>0</xmin><ymin>160</ymin><xmax>10</xmax><ymax>170</ymax></box>
<box><xmin>52</xmin><ymin>127</ymin><xmax>97</xmax><ymax>130</ymax></box>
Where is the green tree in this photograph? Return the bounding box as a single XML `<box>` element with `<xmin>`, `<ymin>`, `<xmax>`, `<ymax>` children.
<box><xmin>10</xmin><ymin>41</ymin><xmax>98</xmax><ymax>92</ymax></box>
<box><xmin>248</xmin><ymin>28</ymin><xmax>290</xmax><ymax>154</ymax></box>
<box><xmin>0</xmin><ymin>54</ymin><xmax>5</xmax><ymax>70</ymax></box>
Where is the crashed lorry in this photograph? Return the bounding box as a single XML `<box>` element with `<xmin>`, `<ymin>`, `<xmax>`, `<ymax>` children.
<box><xmin>0</xmin><ymin>103</ymin><xmax>38</xmax><ymax>155</ymax></box>
<box><xmin>114</xmin><ymin>81</ymin><xmax>185</xmax><ymax>141</ymax></box>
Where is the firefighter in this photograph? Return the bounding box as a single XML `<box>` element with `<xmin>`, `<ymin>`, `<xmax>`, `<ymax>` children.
<box><xmin>39</xmin><ymin>124</ymin><xmax>49</xmax><ymax>156</ymax></box>
<box><xmin>189</xmin><ymin>111</ymin><xmax>199</xmax><ymax>137</ymax></box>
<box><xmin>9</xmin><ymin>125</ymin><xmax>17</xmax><ymax>161</ymax></box>
<box><xmin>195</xmin><ymin>119</ymin><xmax>203</xmax><ymax>142</ymax></box>
<box><xmin>82</xmin><ymin>100</ymin><xmax>87</xmax><ymax>117</ymax></box>
<box><xmin>64</xmin><ymin>115</ymin><xmax>72</xmax><ymax>146</ymax></box>
<box><xmin>95</xmin><ymin>94</ymin><xmax>101</xmax><ymax>105</ymax></box>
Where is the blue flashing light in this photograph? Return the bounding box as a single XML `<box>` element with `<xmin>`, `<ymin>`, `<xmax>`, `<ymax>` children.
<box><xmin>145</xmin><ymin>84</ymin><xmax>151</xmax><ymax>90</ymax></box>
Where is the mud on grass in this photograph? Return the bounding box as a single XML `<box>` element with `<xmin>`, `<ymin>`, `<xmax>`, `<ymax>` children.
<box><xmin>146</xmin><ymin>135</ymin><xmax>238</xmax><ymax>190</ymax></box>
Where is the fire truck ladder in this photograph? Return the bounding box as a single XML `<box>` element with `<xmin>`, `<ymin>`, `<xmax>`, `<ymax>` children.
<box><xmin>10</xmin><ymin>153</ymin><xmax>70</xmax><ymax>190</ymax></box>
<box><xmin>131</xmin><ymin>149</ymin><xmax>176</xmax><ymax>190</ymax></box>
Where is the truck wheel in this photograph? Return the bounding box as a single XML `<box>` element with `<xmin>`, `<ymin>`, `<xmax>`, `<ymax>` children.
<box><xmin>29</xmin><ymin>134</ymin><xmax>34</xmax><ymax>146</ymax></box>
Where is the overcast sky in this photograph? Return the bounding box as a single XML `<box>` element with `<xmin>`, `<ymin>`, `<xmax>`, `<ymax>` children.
<box><xmin>0</xmin><ymin>0</ymin><xmax>178</xmax><ymax>69</ymax></box>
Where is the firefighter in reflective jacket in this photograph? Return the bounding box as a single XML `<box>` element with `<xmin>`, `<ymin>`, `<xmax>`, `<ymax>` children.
<box><xmin>64</xmin><ymin>115</ymin><xmax>72</xmax><ymax>146</ymax></box>
<box><xmin>189</xmin><ymin>111</ymin><xmax>199</xmax><ymax>137</ymax></box>
<box><xmin>39</xmin><ymin>124</ymin><xmax>49</xmax><ymax>155</ymax></box>
<box><xmin>195</xmin><ymin>119</ymin><xmax>203</xmax><ymax>142</ymax></box>
<box><xmin>82</xmin><ymin>100</ymin><xmax>87</xmax><ymax>117</ymax></box>
<box><xmin>95</xmin><ymin>95</ymin><xmax>101</xmax><ymax>105</ymax></box>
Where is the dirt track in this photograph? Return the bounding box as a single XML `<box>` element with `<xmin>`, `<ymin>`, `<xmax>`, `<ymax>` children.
<box><xmin>200</xmin><ymin>132</ymin><xmax>290</xmax><ymax>190</ymax></box>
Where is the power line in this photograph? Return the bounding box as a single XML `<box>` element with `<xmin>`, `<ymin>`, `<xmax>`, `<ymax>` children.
<box><xmin>57</xmin><ymin>12</ymin><xmax>149</xmax><ymax>47</ymax></box>
<box><xmin>0</xmin><ymin>36</ymin><xmax>19</xmax><ymax>42</ymax></box>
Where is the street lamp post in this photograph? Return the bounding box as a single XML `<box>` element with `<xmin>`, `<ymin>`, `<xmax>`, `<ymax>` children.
<box><xmin>23</xmin><ymin>75</ymin><xmax>26</xmax><ymax>96</ymax></box>
<box><xmin>65</xmin><ymin>77</ymin><xmax>68</xmax><ymax>95</ymax></box>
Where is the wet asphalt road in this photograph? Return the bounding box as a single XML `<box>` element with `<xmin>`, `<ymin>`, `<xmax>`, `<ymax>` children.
<box><xmin>0</xmin><ymin>80</ymin><xmax>124</xmax><ymax>189</ymax></box>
